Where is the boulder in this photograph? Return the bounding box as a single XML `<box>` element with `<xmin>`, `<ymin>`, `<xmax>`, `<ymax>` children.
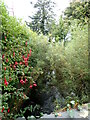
<box><xmin>40</xmin><ymin>86</ymin><xmax>65</xmax><ymax>114</ymax></box>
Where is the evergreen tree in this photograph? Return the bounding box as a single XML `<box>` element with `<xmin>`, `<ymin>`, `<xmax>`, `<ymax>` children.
<box><xmin>27</xmin><ymin>0</ymin><xmax>55</xmax><ymax>35</ymax></box>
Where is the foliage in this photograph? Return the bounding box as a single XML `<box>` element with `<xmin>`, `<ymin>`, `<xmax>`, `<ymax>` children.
<box><xmin>64</xmin><ymin>1</ymin><xmax>90</xmax><ymax>24</ymax></box>
<box><xmin>41</xmin><ymin>20</ymin><xmax>89</xmax><ymax>102</ymax></box>
<box><xmin>27</xmin><ymin>0</ymin><xmax>55</xmax><ymax>35</ymax></box>
<box><xmin>50</xmin><ymin>16</ymin><xmax>69</xmax><ymax>43</ymax></box>
<box><xmin>0</xmin><ymin>2</ymin><xmax>44</xmax><ymax>119</ymax></box>
<box><xmin>64</xmin><ymin>21</ymin><xmax>89</xmax><ymax>100</ymax></box>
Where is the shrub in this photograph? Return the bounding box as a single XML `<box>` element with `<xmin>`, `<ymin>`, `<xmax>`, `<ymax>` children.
<box><xmin>65</xmin><ymin>22</ymin><xmax>89</xmax><ymax>101</ymax></box>
<box><xmin>0</xmin><ymin>2</ymin><xmax>44</xmax><ymax>119</ymax></box>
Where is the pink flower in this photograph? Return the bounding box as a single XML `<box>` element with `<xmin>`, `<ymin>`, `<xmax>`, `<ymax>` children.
<box><xmin>4</xmin><ymin>82</ymin><xmax>8</xmax><ymax>86</ymax></box>
<box><xmin>29</xmin><ymin>85</ymin><xmax>33</xmax><ymax>89</ymax></box>
<box><xmin>13</xmin><ymin>65</ymin><xmax>16</xmax><ymax>69</ymax></box>
<box><xmin>25</xmin><ymin>62</ymin><xmax>28</xmax><ymax>66</ymax></box>
<box><xmin>24</xmin><ymin>58</ymin><xmax>28</xmax><ymax>61</ymax></box>
<box><xmin>2</xmin><ymin>54</ymin><xmax>4</xmax><ymax>59</ymax></box>
<box><xmin>4</xmin><ymin>78</ymin><xmax>9</xmax><ymax>86</ymax></box>
<box><xmin>6</xmin><ymin>58</ymin><xmax>8</xmax><ymax>63</ymax></box>
<box><xmin>13</xmin><ymin>52</ymin><xmax>15</xmax><ymax>57</ymax></box>
<box><xmin>7</xmin><ymin>108</ymin><xmax>10</xmax><ymax>113</ymax></box>
<box><xmin>15</xmin><ymin>62</ymin><xmax>17</xmax><ymax>65</ymax></box>
<box><xmin>33</xmin><ymin>83</ymin><xmax>37</xmax><ymax>87</ymax></box>
<box><xmin>27</xmin><ymin>57</ymin><xmax>29</xmax><ymax>61</ymax></box>
<box><xmin>1</xmin><ymin>107</ymin><xmax>4</xmax><ymax>112</ymax></box>
<box><xmin>24</xmin><ymin>58</ymin><xmax>28</xmax><ymax>66</ymax></box>
<box><xmin>22</xmin><ymin>55</ymin><xmax>25</xmax><ymax>59</ymax></box>
<box><xmin>30</xmin><ymin>49</ymin><xmax>31</xmax><ymax>53</ymax></box>
<box><xmin>27</xmin><ymin>53</ymin><xmax>30</xmax><ymax>57</ymax></box>
<box><xmin>25</xmin><ymin>78</ymin><xmax>28</xmax><ymax>83</ymax></box>
<box><xmin>1</xmin><ymin>109</ymin><xmax>3</xmax><ymax>112</ymax></box>
<box><xmin>19</xmin><ymin>62</ymin><xmax>22</xmax><ymax>65</ymax></box>
<box><xmin>20</xmin><ymin>79</ymin><xmax>24</xmax><ymax>85</ymax></box>
<box><xmin>27</xmin><ymin>54</ymin><xmax>30</xmax><ymax>60</ymax></box>
<box><xmin>4</xmin><ymin>67</ymin><xmax>6</xmax><ymax>70</ymax></box>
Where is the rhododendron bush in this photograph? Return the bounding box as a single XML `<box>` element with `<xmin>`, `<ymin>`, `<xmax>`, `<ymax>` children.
<box><xmin>0</xmin><ymin>2</ymin><xmax>43</xmax><ymax>119</ymax></box>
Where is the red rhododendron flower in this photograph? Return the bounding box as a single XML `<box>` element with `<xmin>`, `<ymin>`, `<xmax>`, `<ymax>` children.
<box><xmin>27</xmin><ymin>53</ymin><xmax>30</xmax><ymax>58</ymax></box>
<box><xmin>22</xmin><ymin>55</ymin><xmax>25</xmax><ymax>59</ymax></box>
<box><xmin>4</xmin><ymin>67</ymin><xmax>6</xmax><ymax>70</ymax></box>
<box><xmin>25</xmin><ymin>62</ymin><xmax>28</xmax><ymax>66</ymax></box>
<box><xmin>1</xmin><ymin>107</ymin><xmax>4</xmax><ymax>112</ymax></box>
<box><xmin>27</xmin><ymin>57</ymin><xmax>29</xmax><ymax>61</ymax></box>
<box><xmin>24</xmin><ymin>57</ymin><xmax>28</xmax><ymax>66</ymax></box>
<box><xmin>13</xmin><ymin>65</ymin><xmax>16</xmax><ymax>69</ymax></box>
<box><xmin>19</xmin><ymin>62</ymin><xmax>22</xmax><ymax>65</ymax></box>
<box><xmin>2</xmin><ymin>107</ymin><xmax>4</xmax><ymax>111</ymax></box>
<box><xmin>2</xmin><ymin>54</ymin><xmax>4</xmax><ymax>59</ymax></box>
<box><xmin>15</xmin><ymin>61</ymin><xmax>18</xmax><ymax>65</ymax></box>
<box><xmin>6</xmin><ymin>58</ymin><xmax>8</xmax><ymax>63</ymax></box>
<box><xmin>29</xmin><ymin>85</ymin><xmax>33</xmax><ymax>89</ymax></box>
<box><xmin>27</xmin><ymin>54</ymin><xmax>29</xmax><ymax>60</ymax></box>
<box><xmin>1</xmin><ymin>109</ymin><xmax>3</xmax><ymax>112</ymax></box>
<box><xmin>33</xmin><ymin>83</ymin><xmax>37</xmax><ymax>87</ymax></box>
<box><xmin>13</xmin><ymin>52</ymin><xmax>15</xmax><ymax>57</ymax></box>
<box><xmin>4</xmin><ymin>78</ymin><xmax>8</xmax><ymax>86</ymax></box>
<box><xmin>25</xmin><ymin>78</ymin><xmax>28</xmax><ymax>83</ymax></box>
<box><xmin>5</xmin><ymin>82</ymin><xmax>8</xmax><ymax>86</ymax></box>
<box><xmin>7</xmin><ymin>108</ymin><xmax>10</xmax><ymax>113</ymax></box>
<box><xmin>30</xmin><ymin>49</ymin><xmax>31</xmax><ymax>53</ymax></box>
<box><xmin>20</xmin><ymin>79</ymin><xmax>24</xmax><ymax>85</ymax></box>
<box><xmin>24</xmin><ymin>58</ymin><xmax>28</xmax><ymax>61</ymax></box>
